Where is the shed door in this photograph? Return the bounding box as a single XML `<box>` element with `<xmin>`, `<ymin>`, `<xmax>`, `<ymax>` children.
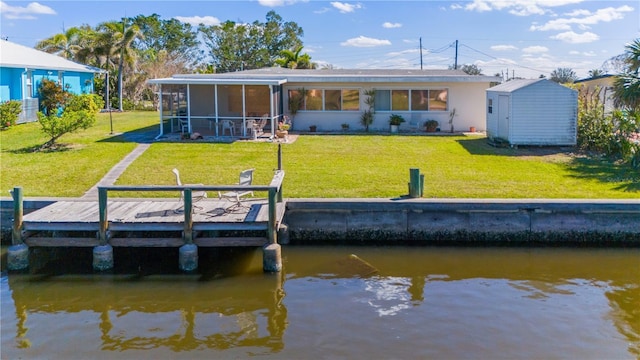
<box><xmin>497</xmin><ymin>95</ymin><xmax>509</xmax><ymax>139</ymax></box>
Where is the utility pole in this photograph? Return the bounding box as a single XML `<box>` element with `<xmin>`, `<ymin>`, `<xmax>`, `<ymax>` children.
<box><xmin>419</xmin><ymin>37</ymin><xmax>423</xmax><ymax>70</ymax></box>
<box><xmin>454</xmin><ymin>40</ymin><xmax>458</xmax><ymax>70</ymax></box>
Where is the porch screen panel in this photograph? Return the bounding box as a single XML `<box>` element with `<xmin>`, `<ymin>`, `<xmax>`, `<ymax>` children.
<box><xmin>245</xmin><ymin>85</ymin><xmax>270</xmax><ymax>116</ymax></box>
<box><xmin>218</xmin><ymin>85</ymin><xmax>242</xmax><ymax>116</ymax></box>
<box><xmin>189</xmin><ymin>85</ymin><xmax>215</xmax><ymax>116</ymax></box>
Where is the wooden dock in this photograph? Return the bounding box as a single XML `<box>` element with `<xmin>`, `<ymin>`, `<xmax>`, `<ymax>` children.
<box><xmin>11</xmin><ymin>170</ymin><xmax>287</xmax><ymax>249</ymax></box>
<box><xmin>21</xmin><ymin>197</ymin><xmax>286</xmax><ymax>247</ymax></box>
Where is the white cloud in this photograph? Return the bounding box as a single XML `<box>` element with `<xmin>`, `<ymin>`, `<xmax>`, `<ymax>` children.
<box><xmin>491</xmin><ymin>44</ymin><xmax>518</xmax><ymax>51</ymax></box>
<box><xmin>341</xmin><ymin>36</ymin><xmax>391</xmax><ymax>47</ymax></box>
<box><xmin>0</xmin><ymin>1</ymin><xmax>56</xmax><ymax>19</ymax></box>
<box><xmin>175</xmin><ymin>16</ymin><xmax>221</xmax><ymax>26</ymax></box>
<box><xmin>522</xmin><ymin>45</ymin><xmax>549</xmax><ymax>54</ymax></box>
<box><xmin>550</xmin><ymin>31</ymin><xmax>599</xmax><ymax>43</ymax></box>
<box><xmin>530</xmin><ymin>5</ymin><xmax>634</xmax><ymax>31</ymax></box>
<box><xmin>382</xmin><ymin>22</ymin><xmax>402</xmax><ymax>29</ymax></box>
<box><xmin>331</xmin><ymin>2</ymin><xmax>363</xmax><ymax>13</ymax></box>
<box><xmin>462</xmin><ymin>0</ymin><xmax>584</xmax><ymax>16</ymax></box>
<box><xmin>450</xmin><ymin>4</ymin><xmax>463</xmax><ymax>10</ymax></box>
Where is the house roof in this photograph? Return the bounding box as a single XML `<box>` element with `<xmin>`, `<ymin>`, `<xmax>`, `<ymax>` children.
<box><xmin>148</xmin><ymin>67</ymin><xmax>502</xmax><ymax>85</ymax></box>
<box><xmin>0</xmin><ymin>40</ymin><xmax>103</xmax><ymax>74</ymax></box>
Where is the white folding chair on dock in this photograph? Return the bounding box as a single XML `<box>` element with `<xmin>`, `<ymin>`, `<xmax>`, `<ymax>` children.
<box><xmin>219</xmin><ymin>169</ymin><xmax>254</xmax><ymax>212</ymax></box>
<box><xmin>172</xmin><ymin>168</ymin><xmax>207</xmax><ymax>212</ymax></box>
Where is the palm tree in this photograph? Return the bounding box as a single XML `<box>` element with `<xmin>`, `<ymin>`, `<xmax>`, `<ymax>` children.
<box><xmin>275</xmin><ymin>45</ymin><xmax>316</xmax><ymax>69</ymax></box>
<box><xmin>613</xmin><ymin>38</ymin><xmax>640</xmax><ymax>111</ymax></box>
<box><xmin>588</xmin><ymin>69</ymin><xmax>605</xmax><ymax>78</ymax></box>
<box><xmin>97</xmin><ymin>19</ymin><xmax>142</xmax><ymax>111</ymax></box>
<box><xmin>35</xmin><ymin>27</ymin><xmax>83</xmax><ymax>60</ymax></box>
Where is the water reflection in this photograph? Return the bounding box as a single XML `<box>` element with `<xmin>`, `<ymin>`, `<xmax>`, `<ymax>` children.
<box><xmin>6</xmin><ymin>271</ymin><xmax>288</xmax><ymax>354</ymax></box>
<box><xmin>1</xmin><ymin>246</ymin><xmax>639</xmax><ymax>358</ymax></box>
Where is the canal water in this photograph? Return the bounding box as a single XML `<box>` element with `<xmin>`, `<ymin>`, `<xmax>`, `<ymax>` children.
<box><xmin>1</xmin><ymin>245</ymin><xmax>638</xmax><ymax>359</ymax></box>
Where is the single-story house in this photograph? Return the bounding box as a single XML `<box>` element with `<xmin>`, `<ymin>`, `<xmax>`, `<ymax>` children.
<box><xmin>486</xmin><ymin>79</ymin><xmax>578</xmax><ymax>146</ymax></box>
<box><xmin>147</xmin><ymin>68</ymin><xmax>501</xmax><ymax>139</ymax></box>
<box><xmin>574</xmin><ymin>74</ymin><xmax>616</xmax><ymax>114</ymax></box>
<box><xmin>0</xmin><ymin>39</ymin><xmax>104</xmax><ymax>123</ymax></box>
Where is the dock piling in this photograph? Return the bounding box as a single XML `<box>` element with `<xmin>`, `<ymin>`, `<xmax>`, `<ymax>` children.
<box><xmin>263</xmin><ymin>243</ymin><xmax>282</xmax><ymax>272</ymax></box>
<box><xmin>179</xmin><ymin>243</ymin><xmax>198</xmax><ymax>272</ymax></box>
<box><xmin>93</xmin><ymin>244</ymin><xmax>114</xmax><ymax>271</ymax></box>
<box><xmin>408</xmin><ymin>168</ymin><xmax>424</xmax><ymax>198</ymax></box>
<box><xmin>8</xmin><ymin>187</ymin><xmax>29</xmax><ymax>271</ymax></box>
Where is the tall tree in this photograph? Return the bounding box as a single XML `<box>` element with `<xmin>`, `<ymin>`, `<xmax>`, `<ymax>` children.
<box><xmin>130</xmin><ymin>14</ymin><xmax>201</xmax><ymax>66</ymax></box>
<box><xmin>588</xmin><ymin>69</ymin><xmax>605</xmax><ymax>78</ymax></box>
<box><xmin>275</xmin><ymin>45</ymin><xmax>316</xmax><ymax>69</ymax></box>
<box><xmin>97</xmin><ymin>19</ymin><xmax>142</xmax><ymax>111</ymax></box>
<box><xmin>550</xmin><ymin>67</ymin><xmax>577</xmax><ymax>83</ymax></box>
<box><xmin>199</xmin><ymin>10</ymin><xmax>303</xmax><ymax>73</ymax></box>
<box><xmin>448</xmin><ymin>64</ymin><xmax>482</xmax><ymax>75</ymax></box>
<box><xmin>35</xmin><ymin>27</ymin><xmax>83</xmax><ymax>59</ymax></box>
<box><xmin>612</xmin><ymin>38</ymin><xmax>640</xmax><ymax>111</ymax></box>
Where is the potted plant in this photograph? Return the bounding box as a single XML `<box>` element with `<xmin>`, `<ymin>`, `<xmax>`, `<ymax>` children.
<box><xmin>424</xmin><ymin>119</ymin><xmax>439</xmax><ymax>132</ymax></box>
<box><xmin>276</xmin><ymin>122</ymin><xmax>290</xmax><ymax>138</ymax></box>
<box><xmin>360</xmin><ymin>89</ymin><xmax>376</xmax><ymax>132</ymax></box>
<box><xmin>341</xmin><ymin>123</ymin><xmax>350</xmax><ymax>131</ymax></box>
<box><xmin>309</xmin><ymin>125</ymin><xmax>317</xmax><ymax>132</ymax></box>
<box><xmin>389</xmin><ymin>114</ymin><xmax>405</xmax><ymax>133</ymax></box>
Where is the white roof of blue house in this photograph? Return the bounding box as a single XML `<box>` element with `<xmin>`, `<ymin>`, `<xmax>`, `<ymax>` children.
<box><xmin>0</xmin><ymin>39</ymin><xmax>103</xmax><ymax>73</ymax></box>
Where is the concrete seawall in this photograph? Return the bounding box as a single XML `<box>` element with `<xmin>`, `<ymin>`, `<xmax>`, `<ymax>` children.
<box><xmin>284</xmin><ymin>198</ymin><xmax>640</xmax><ymax>244</ymax></box>
<box><xmin>2</xmin><ymin>198</ymin><xmax>639</xmax><ymax>245</ymax></box>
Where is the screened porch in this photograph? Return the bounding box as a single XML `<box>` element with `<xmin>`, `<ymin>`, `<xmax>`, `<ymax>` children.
<box><xmin>150</xmin><ymin>78</ymin><xmax>287</xmax><ymax>139</ymax></box>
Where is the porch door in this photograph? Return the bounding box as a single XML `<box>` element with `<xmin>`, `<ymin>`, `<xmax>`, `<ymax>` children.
<box><xmin>497</xmin><ymin>95</ymin><xmax>509</xmax><ymax>139</ymax></box>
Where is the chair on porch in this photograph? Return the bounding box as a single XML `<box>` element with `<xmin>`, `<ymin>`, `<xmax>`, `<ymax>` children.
<box><xmin>172</xmin><ymin>168</ymin><xmax>207</xmax><ymax>211</ymax></box>
<box><xmin>221</xmin><ymin>120</ymin><xmax>235</xmax><ymax>137</ymax></box>
<box><xmin>219</xmin><ymin>169</ymin><xmax>254</xmax><ymax>207</ymax></box>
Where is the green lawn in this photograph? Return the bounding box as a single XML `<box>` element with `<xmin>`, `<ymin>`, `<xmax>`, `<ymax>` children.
<box><xmin>1</xmin><ymin>111</ymin><xmax>638</xmax><ymax>198</ymax></box>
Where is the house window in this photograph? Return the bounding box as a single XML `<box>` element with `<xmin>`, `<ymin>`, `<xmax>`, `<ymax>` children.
<box><xmin>288</xmin><ymin>88</ymin><xmax>360</xmax><ymax>111</ymax></box>
<box><xmin>342</xmin><ymin>89</ymin><xmax>360</xmax><ymax>111</ymax></box>
<box><xmin>374</xmin><ymin>89</ymin><xmax>448</xmax><ymax>112</ymax></box>
<box><xmin>488</xmin><ymin>98</ymin><xmax>493</xmax><ymax>114</ymax></box>
<box><xmin>411</xmin><ymin>90</ymin><xmax>429</xmax><ymax>111</ymax></box>
<box><xmin>391</xmin><ymin>90</ymin><xmax>409</xmax><ymax>111</ymax></box>
<box><xmin>429</xmin><ymin>89</ymin><xmax>447</xmax><ymax>111</ymax></box>
<box><xmin>375</xmin><ymin>90</ymin><xmax>391</xmax><ymax>111</ymax></box>
<box><xmin>324</xmin><ymin>89</ymin><xmax>341</xmax><ymax>110</ymax></box>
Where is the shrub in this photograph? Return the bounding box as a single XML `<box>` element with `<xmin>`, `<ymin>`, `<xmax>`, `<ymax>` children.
<box><xmin>0</xmin><ymin>100</ymin><xmax>22</xmax><ymax>129</ymax></box>
<box><xmin>389</xmin><ymin>114</ymin><xmax>405</xmax><ymax>126</ymax></box>
<box><xmin>38</xmin><ymin>93</ymin><xmax>101</xmax><ymax>148</ymax></box>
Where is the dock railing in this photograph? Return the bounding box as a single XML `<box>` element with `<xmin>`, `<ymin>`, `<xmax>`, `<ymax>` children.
<box><xmin>96</xmin><ymin>169</ymin><xmax>285</xmax><ymax>246</ymax></box>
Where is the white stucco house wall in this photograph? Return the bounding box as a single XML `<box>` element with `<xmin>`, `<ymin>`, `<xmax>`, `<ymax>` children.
<box><xmin>148</xmin><ymin>68</ymin><xmax>501</xmax><ymax>138</ymax></box>
<box><xmin>486</xmin><ymin>79</ymin><xmax>578</xmax><ymax>146</ymax></box>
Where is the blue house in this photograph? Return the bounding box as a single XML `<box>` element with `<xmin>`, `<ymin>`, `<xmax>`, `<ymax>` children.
<box><xmin>0</xmin><ymin>40</ymin><xmax>103</xmax><ymax>123</ymax></box>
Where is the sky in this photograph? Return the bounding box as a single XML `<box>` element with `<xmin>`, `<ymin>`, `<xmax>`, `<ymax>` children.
<box><xmin>1</xmin><ymin>0</ymin><xmax>638</xmax><ymax>79</ymax></box>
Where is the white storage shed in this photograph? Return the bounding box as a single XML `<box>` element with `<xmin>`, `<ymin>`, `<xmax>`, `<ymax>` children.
<box><xmin>486</xmin><ymin>79</ymin><xmax>578</xmax><ymax>146</ymax></box>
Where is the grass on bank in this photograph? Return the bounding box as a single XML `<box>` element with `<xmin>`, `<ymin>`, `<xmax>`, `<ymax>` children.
<box><xmin>1</xmin><ymin>111</ymin><xmax>639</xmax><ymax>198</ymax></box>
<box><xmin>0</xmin><ymin>111</ymin><xmax>157</xmax><ymax>197</ymax></box>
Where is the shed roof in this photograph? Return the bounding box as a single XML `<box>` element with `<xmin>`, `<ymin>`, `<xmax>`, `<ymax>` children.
<box><xmin>149</xmin><ymin>67</ymin><xmax>501</xmax><ymax>85</ymax></box>
<box><xmin>487</xmin><ymin>78</ymin><xmax>577</xmax><ymax>94</ymax></box>
<box><xmin>486</xmin><ymin>79</ymin><xmax>542</xmax><ymax>92</ymax></box>
<box><xmin>0</xmin><ymin>40</ymin><xmax>103</xmax><ymax>73</ymax></box>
